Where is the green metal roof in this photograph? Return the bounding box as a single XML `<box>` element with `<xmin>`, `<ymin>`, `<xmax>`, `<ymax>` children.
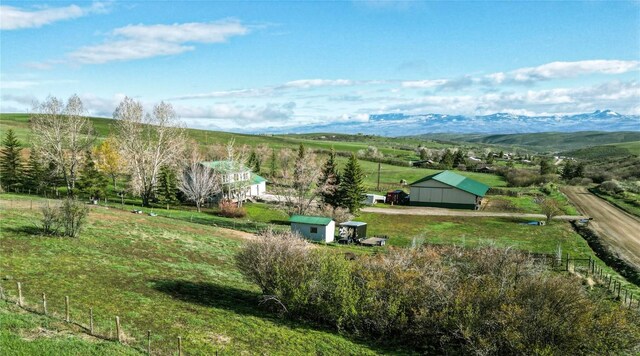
<box><xmin>409</xmin><ymin>170</ymin><xmax>489</xmax><ymax>197</ymax></box>
<box><xmin>289</xmin><ymin>215</ymin><xmax>333</xmax><ymax>226</ymax></box>
<box><xmin>200</xmin><ymin>160</ymin><xmax>248</xmax><ymax>172</ymax></box>
<box><xmin>250</xmin><ymin>173</ymin><xmax>267</xmax><ymax>185</ymax></box>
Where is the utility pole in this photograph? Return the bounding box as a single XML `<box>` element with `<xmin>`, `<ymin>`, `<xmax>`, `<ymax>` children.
<box><xmin>377</xmin><ymin>161</ymin><xmax>381</xmax><ymax>191</ymax></box>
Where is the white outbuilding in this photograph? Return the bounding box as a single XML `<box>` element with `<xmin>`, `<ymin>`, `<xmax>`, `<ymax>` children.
<box><xmin>289</xmin><ymin>215</ymin><xmax>335</xmax><ymax>243</ymax></box>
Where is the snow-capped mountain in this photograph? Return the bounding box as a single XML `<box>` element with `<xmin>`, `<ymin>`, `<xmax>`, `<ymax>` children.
<box><xmin>252</xmin><ymin>110</ymin><xmax>638</xmax><ymax>136</ymax></box>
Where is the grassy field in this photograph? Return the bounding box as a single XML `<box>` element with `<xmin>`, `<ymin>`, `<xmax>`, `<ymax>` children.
<box><xmin>3</xmin><ymin>193</ymin><xmax>639</xmax><ymax>355</ymax></box>
<box><xmin>0</xmin><ymin>194</ymin><xmax>394</xmax><ymax>355</ymax></box>
<box><xmin>0</xmin><ymin>300</ymin><xmax>140</xmax><ymax>355</ymax></box>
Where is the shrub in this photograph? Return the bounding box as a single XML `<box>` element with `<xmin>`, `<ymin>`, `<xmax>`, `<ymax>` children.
<box><xmin>218</xmin><ymin>199</ymin><xmax>247</xmax><ymax>218</ymax></box>
<box><xmin>38</xmin><ymin>198</ymin><xmax>88</xmax><ymax>237</ymax></box>
<box><xmin>59</xmin><ymin>198</ymin><xmax>89</xmax><ymax>237</ymax></box>
<box><xmin>600</xmin><ymin>180</ymin><xmax>624</xmax><ymax>194</ymax></box>
<box><xmin>39</xmin><ymin>203</ymin><xmax>59</xmax><ymax>235</ymax></box>
<box><xmin>236</xmin><ymin>234</ymin><xmax>640</xmax><ymax>354</ymax></box>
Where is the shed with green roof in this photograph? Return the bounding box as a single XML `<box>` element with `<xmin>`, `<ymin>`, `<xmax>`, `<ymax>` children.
<box><xmin>289</xmin><ymin>215</ymin><xmax>335</xmax><ymax>243</ymax></box>
<box><xmin>409</xmin><ymin>170</ymin><xmax>489</xmax><ymax>210</ymax></box>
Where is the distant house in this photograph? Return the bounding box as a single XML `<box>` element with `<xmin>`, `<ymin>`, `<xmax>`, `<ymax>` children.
<box><xmin>409</xmin><ymin>170</ymin><xmax>489</xmax><ymax>210</ymax></box>
<box><xmin>289</xmin><ymin>215</ymin><xmax>335</xmax><ymax>243</ymax></box>
<box><xmin>200</xmin><ymin>161</ymin><xmax>267</xmax><ymax>201</ymax></box>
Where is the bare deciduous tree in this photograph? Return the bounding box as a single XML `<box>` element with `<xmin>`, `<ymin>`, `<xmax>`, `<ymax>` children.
<box><xmin>30</xmin><ymin>94</ymin><xmax>95</xmax><ymax>196</ymax></box>
<box><xmin>273</xmin><ymin>146</ymin><xmax>332</xmax><ymax>216</ymax></box>
<box><xmin>113</xmin><ymin>97</ymin><xmax>186</xmax><ymax>206</ymax></box>
<box><xmin>179</xmin><ymin>145</ymin><xmax>220</xmax><ymax>212</ymax></box>
<box><xmin>222</xmin><ymin>139</ymin><xmax>250</xmax><ymax>207</ymax></box>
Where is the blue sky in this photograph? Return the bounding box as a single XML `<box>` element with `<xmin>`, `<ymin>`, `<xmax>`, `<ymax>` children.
<box><xmin>1</xmin><ymin>1</ymin><xmax>639</xmax><ymax>131</ymax></box>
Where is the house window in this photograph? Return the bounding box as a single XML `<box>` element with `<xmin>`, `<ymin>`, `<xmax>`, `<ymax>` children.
<box><xmin>310</xmin><ymin>226</ymin><xmax>318</xmax><ymax>234</ymax></box>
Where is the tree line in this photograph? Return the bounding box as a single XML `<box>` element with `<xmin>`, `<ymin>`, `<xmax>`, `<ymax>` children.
<box><xmin>1</xmin><ymin>94</ymin><xmax>366</xmax><ymax>216</ymax></box>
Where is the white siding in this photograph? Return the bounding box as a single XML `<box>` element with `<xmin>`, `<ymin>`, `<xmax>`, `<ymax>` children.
<box><xmin>291</xmin><ymin>221</ymin><xmax>335</xmax><ymax>243</ymax></box>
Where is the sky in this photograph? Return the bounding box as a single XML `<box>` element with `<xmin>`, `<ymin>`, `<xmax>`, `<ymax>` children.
<box><xmin>1</xmin><ymin>0</ymin><xmax>639</xmax><ymax>132</ymax></box>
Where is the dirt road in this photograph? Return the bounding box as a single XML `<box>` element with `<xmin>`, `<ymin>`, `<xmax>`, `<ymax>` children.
<box><xmin>562</xmin><ymin>186</ymin><xmax>640</xmax><ymax>269</ymax></box>
<box><xmin>361</xmin><ymin>206</ymin><xmax>585</xmax><ymax>221</ymax></box>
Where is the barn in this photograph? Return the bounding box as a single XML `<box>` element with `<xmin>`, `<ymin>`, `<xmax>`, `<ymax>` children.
<box><xmin>409</xmin><ymin>170</ymin><xmax>489</xmax><ymax>210</ymax></box>
<box><xmin>289</xmin><ymin>215</ymin><xmax>335</xmax><ymax>243</ymax></box>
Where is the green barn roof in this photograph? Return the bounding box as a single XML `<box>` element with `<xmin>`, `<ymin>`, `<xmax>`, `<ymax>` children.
<box><xmin>289</xmin><ymin>215</ymin><xmax>333</xmax><ymax>226</ymax></box>
<box><xmin>409</xmin><ymin>170</ymin><xmax>490</xmax><ymax>197</ymax></box>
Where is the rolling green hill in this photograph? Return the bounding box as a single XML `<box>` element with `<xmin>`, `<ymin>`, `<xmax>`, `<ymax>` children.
<box><xmin>415</xmin><ymin>131</ymin><xmax>640</xmax><ymax>152</ymax></box>
<box><xmin>0</xmin><ymin>113</ymin><xmax>421</xmax><ymax>160</ymax></box>
<box><xmin>563</xmin><ymin>141</ymin><xmax>640</xmax><ymax>160</ymax></box>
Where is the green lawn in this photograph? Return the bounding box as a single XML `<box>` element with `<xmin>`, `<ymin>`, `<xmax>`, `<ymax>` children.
<box><xmin>0</xmin><ymin>195</ymin><xmax>392</xmax><ymax>355</ymax></box>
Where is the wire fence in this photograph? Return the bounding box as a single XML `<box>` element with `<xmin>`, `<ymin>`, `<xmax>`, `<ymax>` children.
<box><xmin>0</xmin><ymin>281</ymin><xmax>225</xmax><ymax>355</ymax></box>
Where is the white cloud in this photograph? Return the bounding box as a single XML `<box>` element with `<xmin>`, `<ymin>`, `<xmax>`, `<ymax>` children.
<box><xmin>0</xmin><ymin>2</ymin><xmax>108</xmax><ymax>30</ymax></box>
<box><xmin>487</xmin><ymin>60</ymin><xmax>640</xmax><ymax>84</ymax></box>
<box><xmin>401</xmin><ymin>79</ymin><xmax>449</xmax><ymax>89</ymax></box>
<box><xmin>400</xmin><ymin>60</ymin><xmax>640</xmax><ymax>91</ymax></box>
<box><xmin>385</xmin><ymin>80</ymin><xmax>640</xmax><ymax>116</ymax></box>
<box><xmin>282</xmin><ymin>79</ymin><xmax>354</xmax><ymax>89</ymax></box>
<box><xmin>68</xmin><ymin>19</ymin><xmax>249</xmax><ymax>64</ymax></box>
<box><xmin>0</xmin><ymin>79</ymin><xmax>77</xmax><ymax>90</ymax></box>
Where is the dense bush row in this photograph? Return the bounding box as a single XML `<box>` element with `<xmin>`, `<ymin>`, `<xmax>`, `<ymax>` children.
<box><xmin>236</xmin><ymin>231</ymin><xmax>640</xmax><ymax>355</ymax></box>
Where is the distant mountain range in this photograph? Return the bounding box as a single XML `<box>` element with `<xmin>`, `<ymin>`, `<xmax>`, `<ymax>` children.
<box><xmin>259</xmin><ymin>110</ymin><xmax>639</xmax><ymax>136</ymax></box>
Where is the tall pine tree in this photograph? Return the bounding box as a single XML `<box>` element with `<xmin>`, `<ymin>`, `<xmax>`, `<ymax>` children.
<box><xmin>269</xmin><ymin>148</ymin><xmax>278</xmax><ymax>178</ymax></box>
<box><xmin>0</xmin><ymin>129</ymin><xmax>23</xmax><ymax>192</ymax></box>
<box><xmin>24</xmin><ymin>150</ymin><xmax>46</xmax><ymax>193</ymax></box>
<box><xmin>247</xmin><ymin>150</ymin><xmax>261</xmax><ymax>174</ymax></box>
<box><xmin>318</xmin><ymin>148</ymin><xmax>341</xmax><ymax>208</ymax></box>
<box><xmin>440</xmin><ymin>149</ymin><xmax>454</xmax><ymax>169</ymax></box>
<box><xmin>157</xmin><ymin>166</ymin><xmax>178</xmax><ymax>210</ymax></box>
<box><xmin>340</xmin><ymin>153</ymin><xmax>365</xmax><ymax>213</ymax></box>
<box><xmin>78</xmin><ymin>150</ymin><xmax>109</xmax><ymax>200</ymax></box>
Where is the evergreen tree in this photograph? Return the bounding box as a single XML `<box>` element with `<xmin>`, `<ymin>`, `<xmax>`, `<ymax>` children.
<box><xmin>157</xmin><ymin>166</ymin><xmax>178</xmax><ymax>210</ymax></box>
<box><xmin>24</xmin><ymin>150</ymin><xmax>46</xmax><ymax>193</ymax></box>
<box><xmin>340</xmin><ymin>153</ymin><xmax>365</xmax><ymax>213</ymax></box>
<box><xmin>453</xmin><ymin>150</ymin><xmax>465</xmax><ymax>167</ymax></box>
<box><xmin>78</xmin><ymin>150</ymin><xmax>109</xmax><ymax>200</ymax></box>
<box><xmin>539</xmin><ymin>159</ymin><xmax>555</xmax><ymax>175</ymax></box>
<box><xmin>574</xmin><ymin>162</ymin><xmax>585</xmax><ymax>178</ymax></box>
<box><xmin>561</xmin><ymin>160</ymin><xmax>575</xmax><ymax>180</ymax></box>
<box><xmin>440</xmin><ymin>149</ymin><xmax>454</xmax><ymax>169</ymax></box>
<box><xmin>293</xmin><ymin>144</ymin><xmax>306</xmax><ymax>186</ymax></box>
<box><xmin>269</xmin><ymin>148</ymin><xmax>278</xmax><ymax>178</ymax></box>
<box><xmin>247</xmin><ymin>150</ymin><xmax>261</xmax><ymax>174</ymax></box>
<box><xmin>318</xmin><ymin>149</ymin><xmax>341</xmax><ymax>208</ymax></box>
<box><xmin>0</xmin><ymin>129</ymin><xmax>23</xmax><ymax>192</ymax></box>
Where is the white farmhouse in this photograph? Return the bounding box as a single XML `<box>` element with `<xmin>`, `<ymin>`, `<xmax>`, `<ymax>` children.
<box><xmin>200</xmin><ymin>161</ymin><xmax>267</xmax><ymax>202</ymax></box>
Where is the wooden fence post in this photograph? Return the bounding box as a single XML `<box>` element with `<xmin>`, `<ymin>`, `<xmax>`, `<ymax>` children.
<box><xmin>90</xmin><ymin>308</ymin><xmax>94</xmax><ymax>334</ymax></box>
<box><xmin>115</xmin><ymin>316</ymin><xmax>121</xmax><ymax>342</ymax></box>
<box><xmin>65</xmin><ymin>296</ymin><xmax>70</xmax><ymax>322</ymax></box>
<box><xmin>178</xmin><ymin>336</ymin><xmax>182</xmax><ymax>356</ymax></box>
<box><xmin>147</xmin><ymin>330</ymin><xmax>151</xmax><ymax>355</ymax></box>
<box><xmin>42</xmin><ymin>293</ymin><xmax>47</xmax><ymax>314</ymax></box>
<box><xmin>17</xmin><ymin>282</ymin><xmax>23</xmax><ymax>307</ymax></box>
